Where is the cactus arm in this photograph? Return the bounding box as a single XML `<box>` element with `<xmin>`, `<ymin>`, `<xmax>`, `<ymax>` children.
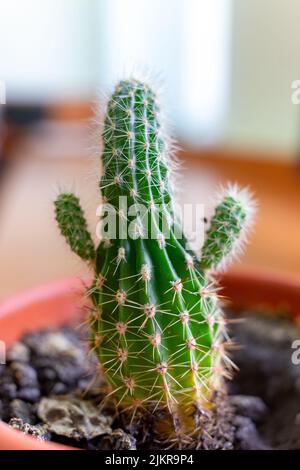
<box><xmin>54</xmin><ymin>192</ymin><xmax>95</xmax><ymax>261</ymax></box>
<box><xmin>200</xmin><ymin>186</ymin><xmax>254</xmax><ymax>270</ymax></box>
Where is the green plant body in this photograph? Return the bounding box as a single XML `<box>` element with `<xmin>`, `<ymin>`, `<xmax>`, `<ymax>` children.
<box><xmin>55</xmin><ymin>78</ymin><xmax>254</xmax><ymax>435</ymax></box>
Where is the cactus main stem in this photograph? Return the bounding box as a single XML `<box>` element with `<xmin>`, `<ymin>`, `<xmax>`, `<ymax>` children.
<box><xmin>93</xmin><ymin>80</ymin><xmax>222</xmax><ymax>415</ymax></box>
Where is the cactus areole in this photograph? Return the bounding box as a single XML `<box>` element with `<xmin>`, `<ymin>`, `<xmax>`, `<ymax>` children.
<box><xmin>55</xmin><ymin>79</ymin><xmax>253</xmax><ymax>435</ymax></box>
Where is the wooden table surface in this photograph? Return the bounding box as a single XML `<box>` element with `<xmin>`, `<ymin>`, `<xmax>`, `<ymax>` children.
<box><xmin>0</xmin><ymin>122</ymin><xmax>299</xmax><ymax>300</ymax></box>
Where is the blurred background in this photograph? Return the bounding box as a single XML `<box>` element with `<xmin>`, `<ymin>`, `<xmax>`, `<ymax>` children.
<box><xmin>0</xmin><ymin>0</ymin><xmax>300</xmax><ymax>299</ymax></box>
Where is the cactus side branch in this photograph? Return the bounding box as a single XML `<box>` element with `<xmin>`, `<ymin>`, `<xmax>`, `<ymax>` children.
<box><xmin>200</xmin><ymin>185</ymin><xmax>255</xmax><ymax>271</ymax></box>
<box><xmin>54</xmin><ymin>192</ymin><xmax>95</xmax><ymax>261</ymax></box>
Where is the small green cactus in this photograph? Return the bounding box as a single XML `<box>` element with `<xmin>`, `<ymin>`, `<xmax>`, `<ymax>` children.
<box><xmin>54</xmin><ymin>79</ymin><xmax>254</xmax><ymax>440</ymax></box>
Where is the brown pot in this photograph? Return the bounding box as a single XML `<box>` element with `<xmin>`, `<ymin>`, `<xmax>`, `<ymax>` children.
<box><xmin>0</xmin><ymin>268</ymin><xmax>299</xmax><ymax>449</ymax></box>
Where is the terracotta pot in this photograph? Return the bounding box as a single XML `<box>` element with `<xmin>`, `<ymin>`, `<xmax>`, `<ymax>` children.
<box><xmin>0</xmin><ymin>268</ymin><xmax>299</xmax><ymax>450</ymax></box>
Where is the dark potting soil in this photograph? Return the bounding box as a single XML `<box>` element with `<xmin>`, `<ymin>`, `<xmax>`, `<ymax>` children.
<box><xmin>0</xmin><ymin>311</ymin><xmax>300</xmax><ymax>450</ymax></box>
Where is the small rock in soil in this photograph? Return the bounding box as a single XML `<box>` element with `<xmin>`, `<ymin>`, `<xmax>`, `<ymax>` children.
<box><xmin>9</xmin><ymin>399</ymin><xmax>34</xmax><ymax>424</ymax></box>
<box><xmin>9</xmin><ymin>417</ymin><xmax>49</xmax><ymax>441</ymax></box>
<box><xmin>234</xmin><ymin>415</ymin><xmax>269</xmax><ymax>450</ymax></box>
<box><xmin>37</xmin><ymin>396</ymin><xmax>113</xmax><ymax>440</ymax></box>
<box><xmin>0</xmin><ymin>381</ymin><xmax>17</xmax><ymax>400</ymax></box>
<box><xmin>50</xmin><ymin>382</ymin><xmax>69</xmax><ymax>395</ymax></box>
<box><xmin>10</xmin><ymin>362</ymin><xmax>39</xmax><ymax>389</ymax></box>
<box><xmin>23</xmin><ymin>331</ymin><xmax>81</xmax><ymax>359</ymax></box>
<box><xmin>7</xmin><ymin>342</ymin><xmax>30</xmax><ymax>363</ymax></box>
<box><xmin>229</xmin><ymin>395</ymin><xmax>268</xmax><ymax>422</ymax></box>
<box><xmin>38</xmin><ymin>367</ymin><xmax>57</xmax><ymax>382</ymax></box>
<box><xmin>22</xmin><ymin>329</ymin><xmax>97</xmax><ymax>394</ymax></box>
<box><xmin>17</xmin><ymin>387</ymin><xmax>41</xmax><ymax>403</ymax></box>
<box><xmin>98</xmin><ymin>429</ymin><xmax>136</xmax><ymax>450</ymax></box>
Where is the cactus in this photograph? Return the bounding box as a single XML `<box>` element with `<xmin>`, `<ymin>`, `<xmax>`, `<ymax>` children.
<box><xmin>54</xmin><ymin>79</ymin><xmax>254</xmax><ymax>441</ymax></box>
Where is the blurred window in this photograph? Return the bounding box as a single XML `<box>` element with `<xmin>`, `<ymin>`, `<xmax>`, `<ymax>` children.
<box><xmin>0</xmin><ymin>0</ymin><xmax>231</xmax><ymax>144</ymax></box>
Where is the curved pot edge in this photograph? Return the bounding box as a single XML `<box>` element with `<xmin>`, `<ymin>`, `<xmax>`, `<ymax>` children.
<box><xmin>222</xmin><ymin>266</ymin><xmax>300</xmax><ymax>320</ymax></box>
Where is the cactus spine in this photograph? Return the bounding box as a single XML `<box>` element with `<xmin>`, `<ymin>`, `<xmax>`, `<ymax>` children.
<box><xmin>55</xmin><ymin>79</ymin><xmax>254</xmax><ymax>437</ymax></box>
